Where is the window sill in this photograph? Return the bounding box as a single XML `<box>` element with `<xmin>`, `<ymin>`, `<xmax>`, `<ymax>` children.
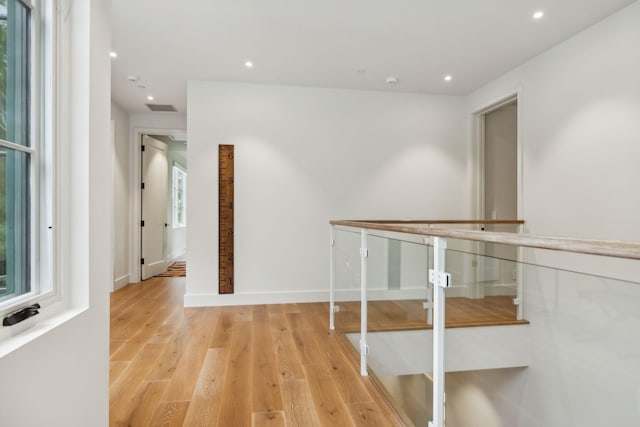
<box><xmin>0</xmin><ymin>303</ymin><xmax>87</xmax><ymax>359</ymax></box>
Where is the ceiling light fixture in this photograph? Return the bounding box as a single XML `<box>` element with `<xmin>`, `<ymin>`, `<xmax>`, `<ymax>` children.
<box><xmin>245</xmin><ymin>60</ymin><xmax>254</xmax><ymax>68</ymax></box>
<box><xmin>385</xmin><ymin>76</ymin><xmax>398</xmax><ymax>84</ymax></box>
<box><xmin>147</xmin><ymin>95</ymin><xmax>154</xmax><ymax>101</ymax></box>
<box><xmin>444</xmin><ymin>75</ymin><xmax>453</xmax><ymax>82</ymax></box>
<box><xmin>533</xmin><ymin>10</ymin><xmax>544</xmax><ymax>20</ymax></box>
<box><xmin>110</xmin><ymin>51</ymin><xmax>117</xmax><ymax>58</ymax></box>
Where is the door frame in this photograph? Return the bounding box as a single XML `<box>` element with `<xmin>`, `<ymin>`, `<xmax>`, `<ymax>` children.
<box><xmin>469</xmin><ymin>90</ymin><xmax>523</xmax><ymax>221</ymax></box>
<box><xmin>468</xmin><ymin>90</ymin><xmax>524</xmax><ymax>317</ymax></box>
<box><xmin>131</xmin><ymin>127</ymin><xmax>186</xmax><ymax>282</ymax></box>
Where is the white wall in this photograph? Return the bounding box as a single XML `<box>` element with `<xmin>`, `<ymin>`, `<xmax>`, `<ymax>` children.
<box><xmin>186</xmin><ymin>82</ymin><xmax>467</xmax><ymax>305</ymax></box>
<box><xmin>461</xmin><ymin>3</ymin><xmax>640</xmax><ymax>426</ymax></box>
<box><xmin>129</xmin><ymin>113</ymin><xmax>187</xmax><ymax>132</ymax></box>
<box><xmin>467</xmin><ymin>1</ymin><xmax>640</xmax><ymax>282</ymax></box>
<box><xmin>111</xmin><ymin>101</ymin><xmax>130</xmax><ymax>290</ymax></box>
<box><xmin>0</xmin><ymin>0</ymin><xmax>111</xmax><ymax>425</ymax></box>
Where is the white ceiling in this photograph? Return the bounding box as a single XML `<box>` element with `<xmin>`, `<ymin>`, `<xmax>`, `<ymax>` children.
<box><xmin>111</xmin><ymin>0</ymin><xmax>637</xmax><ymax>114</ymax></box>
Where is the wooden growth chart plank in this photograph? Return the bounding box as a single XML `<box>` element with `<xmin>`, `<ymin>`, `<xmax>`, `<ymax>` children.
<box><xmin>219</xmin><ymin>145</ymin><xmax>234</xmax><ymax>294</ymax></box>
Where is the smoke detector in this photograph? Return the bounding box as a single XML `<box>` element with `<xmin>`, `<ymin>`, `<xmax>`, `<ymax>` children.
<box><xmin>385</xmin><ymin>76</ymin><xmax>398</xmax><ymax>84</ymax></box>
<box><xmin>127</xmin><ymin>75</ymin><xmax>139</xmax><ymax>82</ymax></box>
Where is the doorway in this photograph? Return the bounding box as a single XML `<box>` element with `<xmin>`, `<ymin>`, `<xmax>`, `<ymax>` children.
<box><xmin>130</xmin><ymin>128</ymin><xmax>187</xmax><ymax>283</ymax></box>
<box><xmin>470</xmin><ymin>95</ymin><xmax>521</xmax><ymax>302</ymax></box>
<box><xmin>139</xmin><ymin>133</ymin><xmax>188</xmax><ymax>280</ymax></box>
<box><xmin>483</xmin><ymin>100</ymin><xmax>518</xmax><ymax>221</ymax></box>
<box><xmin>140</xmin><ymin>135</ymin><xmax>168</xmax><ymax>279</ymax></box>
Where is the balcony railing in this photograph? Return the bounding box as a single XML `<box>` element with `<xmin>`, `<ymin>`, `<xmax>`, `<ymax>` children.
<box><xmin>329</xmin><ymin>219</ymin><xmax>640</xmax><ymax>427</ymax></box>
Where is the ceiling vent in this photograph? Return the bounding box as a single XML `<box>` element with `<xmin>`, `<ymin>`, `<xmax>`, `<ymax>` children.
<box><xmin>145</xmin><ymin>103</ymin><xmax>177</xmax><ymax>112</ymax></box>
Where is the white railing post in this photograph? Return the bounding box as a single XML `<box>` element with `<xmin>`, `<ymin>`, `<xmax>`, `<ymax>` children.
<box><xmin>516</xmin><ymin>223</ymin><xmax>524</xmax><ymax>320</ymax></box>
<box><xmin>429</xmin><ymin>236</ymin><xmax>451</xmax><ymax>427</ymax></box>
<box><xmin>426</xmin><ymin>241</ymin><xmax>434</xmax><ymax>325</ymax></box>
<box><xmin>425</xmin><ymin>229</ymin><xmax>434</xmax><ymax>325</ymax></box>
<box><xmin>360</xmin><ymin>228</ymin><xmax>369</xmax><ymax>376</ymax></box>
<box><xmin>425</xmin><ymin>281</ymin><xmax>434</xmax><ymax>325</ymax></box>
<box><xmin>329</xmin><ymin>225</ymin><xmax>336</xmax><ymax>330</ymax></box>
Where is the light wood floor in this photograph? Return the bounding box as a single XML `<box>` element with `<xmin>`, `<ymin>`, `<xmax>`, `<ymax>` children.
<box><xmin>110</xmin><ymin>277</ymin><xmax>404</xmax><ymax>427</ymax></box>
<box><xmin>335</xmin><ymin>296</ymin><xmax>528</xmax><ymax>333</ymax></box>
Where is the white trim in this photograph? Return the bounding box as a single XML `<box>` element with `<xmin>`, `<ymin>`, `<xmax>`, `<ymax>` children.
<box><xmin>184</xmin><ymin>287</ymin><xmax>428</xmax><ymax>307</ymax></box>
<box><xmin>469</xmin><ymin>90</ymin><xmax>526</xmax><ymax>319</ymax></box>
<box><xmin>0</xmin><ymin>0</ymin><xmax>57</xmax><ymax>318</ymax></box>
<box><xmin>172</xmin><ymin>161</ymin><xmax>186</xmax><ymax>173</ymax></box>
<box><xmin>469</xmin><ymin>89</ymin><xmax>522</xmax><ymax>220</ymax></box>
<box><xmin>130</xmin><ymin>127</ymin><xmax>186</xmax><ymax>282</ymax></box>
<box><xmin>19</xmin><ymin>0</ymin><xmax>36</xmax><ymax>9</ymax></box>
<box><xmin>113</xmin><ymin>274</ymin><xmax>130</xmax><ymax>291</ymax></box>
<box><xmin>0</xmin><ymin>303</ymin><xmax>85</xmax><ymax>358</ymax></box>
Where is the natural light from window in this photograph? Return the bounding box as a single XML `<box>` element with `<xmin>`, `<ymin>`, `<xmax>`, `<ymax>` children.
<box><xmin>172</xmin><ymin>164</ymin><xmax>186</xmax><ymax>228</ymax></box>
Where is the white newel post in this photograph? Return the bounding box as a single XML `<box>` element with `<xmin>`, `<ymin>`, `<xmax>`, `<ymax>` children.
<box><xmin>360</xmin><ymin>229</ymin><xmax>369</xmax><ymax>376</ymax></box>
<box><xmin>330</xmin><ymin>225</ymin><xmax>336</xmax><ymax>330</ymax></box>
<box><xmin>429</xmin><ymin>236</ymin><xmax>451</xmax><ymax>427</ymax></box>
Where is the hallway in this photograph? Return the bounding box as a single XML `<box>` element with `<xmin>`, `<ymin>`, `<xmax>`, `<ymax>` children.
<box><xmin>109</xmin><ymin>278</ymin><xmax>403</xmax><ymax>426</ymax></box>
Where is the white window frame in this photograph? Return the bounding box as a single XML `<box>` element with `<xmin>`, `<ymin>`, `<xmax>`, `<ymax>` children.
<box><xmin>172</xmin><ymin>163</ymin><xmax>186</xmax><ymax>228</ymax></box>
<box><xmin>0</xmin><ymin>0</ymin><xmax>54</xmax><ymax>319</ymax></box>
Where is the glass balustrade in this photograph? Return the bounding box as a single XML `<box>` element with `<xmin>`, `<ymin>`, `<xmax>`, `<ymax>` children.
<box><xmin>329</xmin><ymin>220</ymin><xmax>640</xmax><ymax>427</ymax></box>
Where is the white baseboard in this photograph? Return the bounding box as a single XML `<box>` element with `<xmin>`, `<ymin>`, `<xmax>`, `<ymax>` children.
<box><xmin>113</xmin><ymin>274</ymin><xmax>130</xmax><ymax>291</ymax></box>
<box><xmin>442</xmin><ymin>286</ymin><xmax>468</xmax><ymax>298</ymax></box>
<box><xmin>183</xmin><ymin>287</ymin><xmax>428</xmax><ymax>307</ymax></box>
<box><xmin>483</xmin><ymin>283</ymin><xmax>518</xmax><ymax>296</ymax></box>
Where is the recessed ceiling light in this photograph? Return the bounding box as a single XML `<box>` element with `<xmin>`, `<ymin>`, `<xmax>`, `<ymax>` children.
<box><xmin>444</xmin><ymin>75</ymin><xmax>453</xmax><ymax>82</ymax></box>
<box><xmin>533</xmin><ymin>10</ymin><xmax>544</xmax><ymax>20</ymax></box>
<box><xmin>245</xmin><ymin>60</ymin><xmax>254</xmax><ymax>68</ymax></box>
<box><xmin>110</xmin><ymin>51</ymin><xmax>117</xmax><ymax>58</ymax></box>
<box><xmin>147</xmin><ymin>95</ymin><xmax>154</xmax><ymax>101</ymax></box>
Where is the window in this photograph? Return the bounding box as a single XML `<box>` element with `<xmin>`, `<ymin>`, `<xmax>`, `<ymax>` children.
<box><xmin>0</xmin><ymin>0</ymin><xmax>50</xmax><ymax>312</ymax></box>
<box><xmin>172</xmin><ymin>164</ymin><xmax>186</xmax><ymax>228</ymax></box>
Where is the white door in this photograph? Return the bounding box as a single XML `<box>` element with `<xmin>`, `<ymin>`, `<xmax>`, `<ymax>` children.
<box><xmin>141</xmin><ymin>135</ymin><xmax>168</xmax><ymax>280</ymax></box>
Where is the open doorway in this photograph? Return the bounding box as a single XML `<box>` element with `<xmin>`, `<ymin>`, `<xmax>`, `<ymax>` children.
<box><xmin>483</xmin><ymin>100</ymin><xmax>518</xmax><ymax>221</ymax></box>
<box><xmin>471</xmin><ymin>94</ymin><xmax>520</xmax><ymax>220</ymax></box>
<box><xmin>469</xmin><ymin>94</ymin><xmax>522</xmax><ymax>310</ymax></box>
<box><xmin>138</xmin><ymin>132</ymin><xmax>187</xmax><ymax>281</ymax></box>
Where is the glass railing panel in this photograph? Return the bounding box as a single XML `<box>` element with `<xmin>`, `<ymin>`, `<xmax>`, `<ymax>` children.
<box><xmin>443</xmin><ymin>247</ymin><xmax>520</xmax><ymax>326</ymax></box>
<box><xmin>379</xmin><ymin>373</ymin><xmax>434</xmax><ymax>427</ymax></box>
<box><xmin>366</xmin><ymin>236</ymin><xmax>432</xmax><ymax>331</ymax></box>
<box><xmin>442</xmin><ymin>259</ymin><xmax>640</xmax><ymax>426</ymax></box>
<box><xmin>332</xmin><ymin>227</ymin><xmax>362</xmax><ymax>331</ymax></box>
<box><xmin>331</xmin><ymin>221</ymin><xmax>640</xmax><ymax>427</ymax></box>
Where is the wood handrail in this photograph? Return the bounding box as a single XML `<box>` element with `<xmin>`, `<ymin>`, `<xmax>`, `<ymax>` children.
<box><xmin>330</xmin><ymin>220</ymin><xmax>640</xmax><ymax>261</ymax></box>
<box><xmin>336</xmin><ymin>219</ymin><xmax>524</xmax><ymax>225</ymax></box>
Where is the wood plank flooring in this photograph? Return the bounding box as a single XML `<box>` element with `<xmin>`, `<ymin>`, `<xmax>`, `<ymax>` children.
<box><xmin>110</xmin><ymin>277</ymin><xmax>404</xmax><ymax>427</ymax></box>
<box><xmin>334</xmin><ymin>296</ymin><xmax>528</xmax><ymax>333</ymax></box>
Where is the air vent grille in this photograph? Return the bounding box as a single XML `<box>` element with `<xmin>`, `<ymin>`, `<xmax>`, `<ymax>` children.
<box><xmin>145</xmin><ymin>104</ymin><xmax>177</xmax><ymax>112</ymax></box>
